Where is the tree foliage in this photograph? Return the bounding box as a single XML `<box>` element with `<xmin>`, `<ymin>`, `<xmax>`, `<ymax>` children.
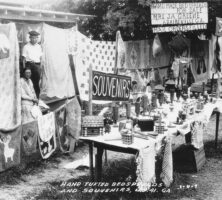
<box><xmin>53</xmin><ymin>0</ymin><xmax>154</xmax><ymax>41</ymax></box>
<box><xmin>40</xmin><ymin>0</ymin><xmax>222</xmax><ymax>41</ymax></box>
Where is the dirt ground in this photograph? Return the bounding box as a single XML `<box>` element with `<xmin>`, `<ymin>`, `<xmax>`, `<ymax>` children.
<box><xmin>0</xmin><ymin>114</ymin><xmax>222</xmax><ymax>200</ymax></box>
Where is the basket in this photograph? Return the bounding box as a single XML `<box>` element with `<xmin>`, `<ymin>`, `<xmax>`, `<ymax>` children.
<box><xmin>154</xmin><ymin>122</ymin><xmax>165</xmax><ymax>134</ymax></box>
<box><xmin>121</xmin><ymin>131</ymin><xmax>134</xmax><ymax>145</ymax></box>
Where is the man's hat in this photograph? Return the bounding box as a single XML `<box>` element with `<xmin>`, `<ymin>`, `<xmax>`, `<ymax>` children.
<box><xmin>29</xmin><ymin>30</ymin><xmax>40</xmax><ymax>36</ymax></box>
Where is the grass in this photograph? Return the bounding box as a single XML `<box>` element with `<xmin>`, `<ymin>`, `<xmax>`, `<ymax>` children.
<box><xmin>33</xmin><ymin>148</ymin><xmax>204</xmax><ymax>200</ymax></box>
<box><xmin>1</xmin><ymin>115</ymin><xmax>222</xmax><ymax>200</ymax></box>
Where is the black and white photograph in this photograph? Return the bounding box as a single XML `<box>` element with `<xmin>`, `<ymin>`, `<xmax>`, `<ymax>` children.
<box><xmin>0</xmin><ymin>0</ymin><xmax>222</xmax><ymax>199</ymax></box>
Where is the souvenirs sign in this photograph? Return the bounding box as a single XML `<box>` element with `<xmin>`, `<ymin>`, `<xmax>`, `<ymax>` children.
<box><xmin>92</xmin><ymin>71</ymin><xmax>131</xmax><ymax>101</ymax></box>
<box><xmin>150</xmin><ymin>3</ymin><xmax>208</xmax><ymax>25</ymax></box>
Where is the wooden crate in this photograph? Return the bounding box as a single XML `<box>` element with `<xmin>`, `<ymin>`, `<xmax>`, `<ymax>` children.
<box><xmin>173</xmin><ymin>144</ymin><xmax>206</xmax><ymax>172</ymax></box>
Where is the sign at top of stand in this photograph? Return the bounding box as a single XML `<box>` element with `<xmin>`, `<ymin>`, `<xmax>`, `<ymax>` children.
<box><xmin>150</xmin><ymin>2</ymin><xmax>208</xmax><ymax>25</ymax></box>
<box><xmin>92</xmin><ymin>71</ymin><xmax>131</xmax><ymax>101</ymax></box>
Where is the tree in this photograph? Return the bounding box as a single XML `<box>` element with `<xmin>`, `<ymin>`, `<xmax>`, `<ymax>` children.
<box><xmin>52</xmin><ymin>0</ymin><xmax>155</xmax><ymax>41</ymax></box>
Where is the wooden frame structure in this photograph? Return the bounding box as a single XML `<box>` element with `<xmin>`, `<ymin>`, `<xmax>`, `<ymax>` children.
<box><xmin>0</xmin><ymin>5</ymin><xmax>94</xmax><ymax>23</ymax></box>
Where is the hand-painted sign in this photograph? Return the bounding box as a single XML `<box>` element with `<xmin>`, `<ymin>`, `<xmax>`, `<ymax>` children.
<box><xmin>92</xmin><ymin>71</ymin><xmax>131</xmax><ymax>101</ymax></box>
<box><xmin>152</xmin><ymin>24</ymin><xmax>207</xmax><ymax>33</ymax></box>
<box><xmin>151</xmin><ymin>3</ymin><xmax>208</xmax><ymax>25</ymax></box>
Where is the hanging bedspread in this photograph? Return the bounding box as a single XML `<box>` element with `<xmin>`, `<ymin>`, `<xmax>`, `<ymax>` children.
<box><xmin>209</xmin><ymin>35</ymin><xmax>218</xmax><ymax>77</ymax></box>
<box><xmin>136</xmin><ymin>141</ymin><xmax>156</xmax><ymax>191</ymax></box>
<box><xmin>66</xmin><ymin>97</ymin><xmax>81</xmax><ymax>140</ymax></box>
<box><xmin>0</xmin><ymin>23</ymin><xmax>21</xmax><ymax>131</ymax></box>
<box><xmin>208</xmin><ymin>18</ymin><xmax>222</xmax><ymax>76</ymax></box>
<box><xmin>21</xmin><ymin>121</ymin><xmax>38</xmax><ymax>156</ymax></box>
<box><xmin>55</xmin><ymin>105</ymin><xmax>67</xmax><ymax>153</ymax></box>
<box><xmin>136</xmin><ymin>136</ymin><xmax>173</xmax><ymax>191</ymax></box>
<box><xmin>160</xmin><ymin>137</ymin><xmax>173</xmax><ymax>187</ymax></box>
<box><xmin>37</xmin><ymin>112</ymin><xmax>56</xmax><ymax>159</ymax></box>
<box><xmin>116</xmin><ymin>31</ymin><xmax>171</xmax><ymax>70</ymax></box>
<box><xmin>74</xmin><ymin>31</ymin><xmax>116</xmax><ymax>101</ymax></box>
<box><xmin>40</xmin><ymin>24</ymin><xmax>75</xmax><ymax>100</ymax></box>
<box><xmin>190</xmin><ymin>39</ymin><xmax>209</xmax><ymax>83</ymax></box>
<box><xmin>0</xmin><ymin>127</ymin><xmax>22</xmax><ymax>172</ymax></box>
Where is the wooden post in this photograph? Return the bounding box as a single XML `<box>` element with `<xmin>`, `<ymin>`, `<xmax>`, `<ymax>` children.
<box><xmin>89</xmin><ymin>142</ymin><xmax>94</xmax><ymax>181</ymax></box>
<box><xmin>88</xmin><ymin>64</ymin><xmax>93</xmax><ymax>115</ymax></box>
<box><xmin>215</xmin><ymin>111</ymin><xmax>220</xmax><ymax>150</ymax></box>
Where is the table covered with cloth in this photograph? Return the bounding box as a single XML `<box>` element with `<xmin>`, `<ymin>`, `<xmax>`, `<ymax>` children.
<box><xmin>80</xmin><ymin>99</ymin><xmax>222</xmax><ymax>191</ymax></box>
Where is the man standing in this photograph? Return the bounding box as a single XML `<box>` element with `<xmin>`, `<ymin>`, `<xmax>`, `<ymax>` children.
<box><xmin>22</xmin><ymin>30</ymin><xmax>42</xmax><ymax>98</ymax></box>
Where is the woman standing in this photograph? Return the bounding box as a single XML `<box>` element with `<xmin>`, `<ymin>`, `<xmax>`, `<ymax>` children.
<box><xmin>21</xmin><ymin>67</ymin><xmax>39</xmax><ymax>123</ymax></box>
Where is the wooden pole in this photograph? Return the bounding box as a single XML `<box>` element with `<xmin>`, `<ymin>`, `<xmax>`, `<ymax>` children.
<box><xmin>88</xmin><ymin>64</ymin><xmax>93</xmax><ymax>115</ymax></box>
<box><xmin>215</xmin><ymin>111</ymin><xmax>220</xmax><ymax>150</ymax></box>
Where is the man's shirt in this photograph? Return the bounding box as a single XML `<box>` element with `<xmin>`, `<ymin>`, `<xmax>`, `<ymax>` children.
<box><xmin>22</xmin><ymin>42</ymin><xmax>42</xmax><ymax>63</ymax></box>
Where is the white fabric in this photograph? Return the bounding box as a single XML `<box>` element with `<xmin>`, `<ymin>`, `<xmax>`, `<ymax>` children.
<box><xmin>80</xmin><ymin>99</ymin><xmax>222</xmax><ymax>191</ymax></box>
<box><xmin>31</xmin><ymin>105</ymin><xmax>42</xmax><ymax>119</ymax></box>
<box><xmin>22</xmin><ymin>42</ymin><xmax>42</xmax><ymax>62</ymax></box>
<box><xmin>171</xmin><ymin>58</ymin><xmax>180</xmax><ymax>78</ymax></box>
<box><xmin>116</xmin><ymin>30</ymin><xmax>126</xmax><ymax>69</ymax></box>
<box><xmin>136</xmin><ymin>141</ymin><xmax>156</xmax><ymax>192</ymax></box>
<box><xmin>20</xmin><ymin>78</ymin><xmax>36</xmax><ymax>105</ymax></box>
<box><xmin>152</xmin><ymin>34</ymin><xmax>162</xmax><ymax>57</ymax></box>
<box><xmin>40</xmin><ymin>24</ymin><xmax>75</xmax><ymax>99</ymax></box>
<box><xmin>37</xmin><ymin>112</ymin><xmax>55</xmax><ymax>142</ymax></box>
<box><xmin>191</xmin><ymin>121</ymin><xmax>204</xmax><ymax>149</ymax></box>
<box><xmin>0</xmin><ymin>23</ymin><xmax>21</xmax><ymax>130</ymax></box>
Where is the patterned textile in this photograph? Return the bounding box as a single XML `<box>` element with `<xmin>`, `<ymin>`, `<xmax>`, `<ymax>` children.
<box><xmin>37</xmin><ymin>112</ymin><xmax>56</xmax><ymax>159</ymax></box>
<box><xmin>55</xmin><ymin>105</ymin><xmax>71</xmax><ymax>153</ymax></box>
<box><xmin>66</xmin><ymin>97</ymin><xmax>81</xmax><ymax>141</ymax></box>
<box><xmin>190</xmin><ymin>40</ymin><xmax>209</xmax><ymax>83</ymax></box>
<box><xmin>40</xmin><ymin>24</ymin><xmax>75</xmax><ymax>100</ymax></box>
<box><xmin>37</xmin><ymin>112</ymin><xmax>55</xmax><ymax>142</ymax></box>
<box><xmin>0</xmin><ymin>23</ymin><xmax>21</xmax><ymax>131</ymax></box>
<box><xmin>0</xmin><ymin>127</ymin><xmax>21</xmax><ymax>172</ymax></box>
<box><xmin>74</xmin><ymin>31</ymin><xmax>116</xmax><ymax>101</ymax></box>
<box><xmin>21</xmin><ymin>121</ymin><xmax>38</xmax><ymax>156</ymax></box>
<box><xmin>91</xmin><ymin>40</ymin><xmax>116</xmax><ymax>73</ymax></box>
<box><xmin>126</xmin><ymin>40</ymin><xmax>150</xmax><ymax>69</ymax></box>
<box><xmin>116</xmin><ymin>32</ymin><xmax>171</xmax><ymax>70</ymax></box>
<box><xmin>160</xmin><ymin>137</ymin><xmax>173</xmax><ymax>187</ymax></box>
<box><xmin>136</xmin><ymin>141</ymin><xmax>156</xmax><ymax>192</ymax></box>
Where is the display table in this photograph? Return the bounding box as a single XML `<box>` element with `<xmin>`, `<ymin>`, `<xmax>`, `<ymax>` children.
<box><xmin>79</xmin><ymin>136</ymin><xmax>154</xmax><ymax>181</ymax></box>
<box><xmin>80</xmin><ymin>99</ymin><xmax>222</xmax><ymax>185</ymax></box>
